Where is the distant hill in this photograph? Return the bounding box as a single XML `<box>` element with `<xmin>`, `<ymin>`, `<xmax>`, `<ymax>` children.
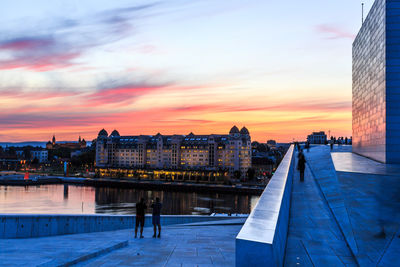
<box><xmin>0</xmin><ymin>142</ymin><xmax>47</xmax><ymax>148</ymax></box>
<box><xmin>0</xmin><ymin>141</ymin><xmax>92</xmax><ymax>148</ymax></box>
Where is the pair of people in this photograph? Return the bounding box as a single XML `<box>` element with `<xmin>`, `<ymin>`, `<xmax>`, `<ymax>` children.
<box><xmin>134</xmin><ymin>197</ymin><xmax>162</xmax><ymax>238</ymax></box>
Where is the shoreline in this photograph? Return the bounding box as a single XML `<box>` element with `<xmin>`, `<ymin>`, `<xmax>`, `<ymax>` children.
<box><xmin>0</xmin><ymin>175</ymin><xmax>264</xmax><ymax>195</ymax></box>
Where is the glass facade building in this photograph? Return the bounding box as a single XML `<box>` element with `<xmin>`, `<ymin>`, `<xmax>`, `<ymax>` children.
<box><xmin>353</xmin><ymin>0</ymin><xmax>400</xmax><ymax>163</ymax></box>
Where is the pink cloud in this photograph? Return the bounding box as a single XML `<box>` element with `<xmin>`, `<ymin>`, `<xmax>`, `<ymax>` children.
<box><xmin>86</xmin><ymin>84</ymin><xmax>166</xmax><ymax>106</ymax></box>
<box><xmin>315</xmin><ymin>24</ymin><xmax>356</xmax><ymax>40</ymax></box>
<box><xmin>1</xmin><ymin>89</ymin><xmax>78</xmax><ymax>101</ymax></box>
<box><xmin>0</xmin><ymin>52</ymin><xmax>81</xmax><ymax>71</ymax></box>
<box><xmin>169</xmin><ymin>100</ymin><xmax>351</xmax><ymax>114</ymax></box>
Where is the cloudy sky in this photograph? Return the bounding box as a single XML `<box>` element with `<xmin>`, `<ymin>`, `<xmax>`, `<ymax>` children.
<box><xmin>0</xmin><ymin>0</ymin><xmax>373</xmax><ymax>142</ymax></box>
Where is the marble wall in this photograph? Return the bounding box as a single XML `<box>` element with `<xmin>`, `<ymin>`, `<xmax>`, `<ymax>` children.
<box><xmin>385</xmin><ymin>0</ymin><xmax>400</xmax><ymax>163</ymax></box>
<box><xmin>353</xmin><ymin>0</ymin><xmax>400</xmax><ymax>163</ymax></box>
<box><xmin>353</xmin><ymin>0</ymin><xmax>387</xmax><ymax>162</ymax></box>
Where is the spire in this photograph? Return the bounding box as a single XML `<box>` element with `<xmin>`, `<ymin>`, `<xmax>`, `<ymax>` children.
<box><xmin>52</xmin><ymin>134</ymin><xmax>56</xmax><ymax>145</ymax></box>
<box><xmin>79</xmin><ymin>135</ymin><xmax>81</xmax><ymax>143</ymax></box>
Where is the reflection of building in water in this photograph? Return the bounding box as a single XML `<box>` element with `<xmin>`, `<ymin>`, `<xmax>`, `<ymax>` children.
<box><xmin>63</xmin><ymin>184</ymin><xmax>68</xmax><ymax>200</ymax></box>
<box><xmin>94</xmin><ymin>187</ymin><xmax>255</xmax><ymax>215</ymax></box>
<box><xmin>95</xmin><ymin>126</ymin><xmax>251</xmax><ymax>177</ymax></box>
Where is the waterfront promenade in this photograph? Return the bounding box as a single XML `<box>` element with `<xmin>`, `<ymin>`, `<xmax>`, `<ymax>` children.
<box><xmin>2</xmin><ymin>145</ymin><xmax>400</xmax><ymax>266</ymax></box>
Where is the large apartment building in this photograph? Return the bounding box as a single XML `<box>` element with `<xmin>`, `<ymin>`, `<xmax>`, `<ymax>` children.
<box><xmin>95</xmin><ymin>126</ymin><xmax>251</xmax><ymax>175</ymax></box>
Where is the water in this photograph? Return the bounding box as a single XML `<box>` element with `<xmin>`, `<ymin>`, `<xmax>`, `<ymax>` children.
<box><xmin>0</xmin><ymin>185</ymin><xmax>260</xmax><ymax>215</ymax></box>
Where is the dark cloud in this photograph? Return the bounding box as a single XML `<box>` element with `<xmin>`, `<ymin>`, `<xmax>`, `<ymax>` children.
<box><xmin>0</xmin><ymin>113</ymin><xmax>99</xmax><ymax>129</ymax></box>
<box><xmin>0</xmin><ymin>2</ymin><xmax>162</xmax><ymax>71</ymax></box>
<box><xmin>0</xmin><ymin>35</ymin><xmax>82</xmax><ymax>71</ymax></box>
<box><xmin>0</xmin><ymin>37</ymin><xmax>54</xmax><ymax>51</ymax></box>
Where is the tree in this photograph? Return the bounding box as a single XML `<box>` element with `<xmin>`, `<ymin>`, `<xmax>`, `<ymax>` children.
<box><xmin>233</xmin><ymin>170</ymin><xmax>241</xmax><ymax>180</ymax></box>
<box><xmin>31</xmin><ymin>157</ymin><xmax>39</xmax><ymax>165</ymax></box>
<box><xmin>247</xmin><ymin>168</ymin><xmax>256</xmax><ymax>180</ymax></box>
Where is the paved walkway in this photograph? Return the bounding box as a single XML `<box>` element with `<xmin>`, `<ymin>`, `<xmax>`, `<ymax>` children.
<box><xmin>333</xmin><ymin>153</ymin><xmax>400</xmax><ymax>266</ymax></box>
<box><xmin>284</xmin><ymin>148</ymin><xmax>357</xmax><ymax>266</ymax></box>
<box><xmin>78</xmin><ymin>223</ymin><xmax>239</xmax><ymax>267</ymax></box>
<box><xmin>287</xmin><ymin>145</ymin><xmax>400</xmax><ymax>267</ymax></box>
<box><xmin>0</xmin><ymin>219</ymin><xmax>242</xmax><ymax>266</ymax></box>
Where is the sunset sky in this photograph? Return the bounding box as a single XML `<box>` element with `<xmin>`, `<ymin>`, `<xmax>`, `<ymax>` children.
<box><xmin>0</xmin><ymin>0</ymin><xmax>373</xmax><ymax>142</ymax></box>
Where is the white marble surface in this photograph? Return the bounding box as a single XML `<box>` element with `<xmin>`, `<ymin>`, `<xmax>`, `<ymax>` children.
<box><xmin>331</xmin><ymin>152</ymin><xmax>400</xmax><ymax>175</ymax></box>
<box><xmin>236</xmin><ymin>145</ymin><xmax>295</xmax><ymax>266</ymax></box>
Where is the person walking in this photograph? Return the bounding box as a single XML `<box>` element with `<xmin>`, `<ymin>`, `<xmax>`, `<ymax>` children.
<box><xmin>135</xmin><ymin>198</ymin><xmax>147</xmax><ymax>238</ymax></box>
<box><xmin>151</xmin><ymin>197</ymin><xmax>162</xmax><ymax>238</ymax></box>
<box><xmin>297</xmin><ymin>154</ymin><xmax>306</xmax><ymax>182</ymax></box>
<box><xmin>297</xmin><ymin>148</ymin><xmax>304</xmax><ymax>159</ymax></box>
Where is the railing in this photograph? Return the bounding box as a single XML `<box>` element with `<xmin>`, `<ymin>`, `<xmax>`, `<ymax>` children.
<box><xmin>236</xmin><ymin>145</ymin><xmax>295</xmax><ymax>266</ymax></box>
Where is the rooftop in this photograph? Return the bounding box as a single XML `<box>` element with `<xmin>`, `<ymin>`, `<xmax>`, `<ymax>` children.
<box><xmin>1</xmin><ymin>144</ymin><xmax>399</xmax><ymax>266</ymax></box>
<box><xmin>0</xmin><ymin>218</ymin><xmax>243</xmax><ymax>266</ymax></box>
<box><xmin>285</xmin><ymin>145</ymin><xmax>400</xmax><ymax>266</ymax></box>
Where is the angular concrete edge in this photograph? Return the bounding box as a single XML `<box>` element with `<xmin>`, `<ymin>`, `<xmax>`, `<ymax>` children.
<box><xmin>306</xmin><ymin>146</ymin><xmax>359</xmax><ymax>258</ymax></box>
<box><xmin>38</xmin><ymin>240</ymin><xmax>129</xmax><ymax>267</ymax></box>
<box><xmin>0</xmin><ymin>214</ymin><xmax>236</xmax><ymax>239</ymax></box>
<box><xmin>171</xmin><ymin>218</ymin><xmax>247</xmax><ymax>227</ymax></box>
<box><xmin>236</xmin><ymin>145</ymin><xmax>295</xmax><ymax>267</ymax></box>
<box><xmin>236</xmin><ymin>238</ymin><xmax>277</xmax><ymax>266</ymax></box>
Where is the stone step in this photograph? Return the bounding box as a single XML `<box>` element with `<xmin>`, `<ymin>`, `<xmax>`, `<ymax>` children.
<box><xmin>38</xmin><ymin>240</ymin><xmax>129</xmax><ymax>267</ymax></box>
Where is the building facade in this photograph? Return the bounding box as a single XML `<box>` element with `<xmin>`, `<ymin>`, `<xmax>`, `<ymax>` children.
<box><xmin>353</xmin><ymin>0</ymin><xmax>400</xmax><ymax>163</ymax></box>
<box><xmin>30</xmin><ymin>150</ymin><xmax>48</xmax><ymax>163</ymax></box>
<box><xmin>95</xmin><ymin>126</ymin><xmax>252</xmax><ymax>176</ymax></box>
<box><xmin>46</xmin><ymin>135</ymin><xmax>87</xmax><ymax>150</ymax></box>
<box><xmin>307</xmin><ymin>131</ymin><xmax>327</xmax><ymax>144</ymax></box>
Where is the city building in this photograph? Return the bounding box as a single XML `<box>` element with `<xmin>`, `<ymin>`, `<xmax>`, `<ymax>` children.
<box><xmin>46</xmin><ymin>135</ymin><xmax>87</xmax><ymax>150</ymax></box>
<box><xmin>95</xmin><ymin>126</ymin><xmax>252</xmax><ymax>177</ymax></box>
<box><xmin>15</xmin><ymin>150</ymin><xmax>24</xmax><ymax>158</ymax></box>
<box><xmin>266</xmin><ymin>140</ymin><xmax>277</xmax><ymax>149</ymax></box>
<box><xmin>30</xmin><ymin>150</ymin><xmax>48</xmax><ymax>163</ymax></box>
<box><xmin>307</xmin><ymin>131</ymin><xmax>327</xmax><ymax>144</ymax></box>
<box><xmin>353</xmin><ymin>0</ymin><xmax>400</xmax><ymax>163</ymax></box>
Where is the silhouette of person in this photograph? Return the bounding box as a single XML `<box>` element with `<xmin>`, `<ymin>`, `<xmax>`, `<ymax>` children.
<box><xmin>135</xmin><ymin>198</ymin><xmax>147</xmax><ymax>238</ymax></box>
<box><xmin>297</xmin><ymin>148</ymin><xmax>304</xmax><ymax>159</ymax></box>
<box><xmin>151</xmin><ymin>197</ymin><xmax>162</xmax><ymax>238</ymax></box>
<box><xmin>297</xmin><ymin>154</ymin><xmax>306</xmax><ymax>182</ymax></box>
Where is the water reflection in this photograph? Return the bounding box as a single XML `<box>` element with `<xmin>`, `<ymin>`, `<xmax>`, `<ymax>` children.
<box><xmin>0</xmin><ymin>185</ymin><xmax>259</xmax><ymax>215</ymax></box>
<box><xmin>63</xmin><ymin>184</ymin><xmax>68</xmax><ymax>200</ymax></box>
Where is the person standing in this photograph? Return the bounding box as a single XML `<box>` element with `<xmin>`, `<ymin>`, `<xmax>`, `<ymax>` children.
<box><xmin>135</xmin><ymin>198</ymin><xmax>147</xmax><ymax>238</ymax></box>
<box><xmin>151</xmin><ymin>197</ymin><xmax>162</xmax><ymax>238</ymax></box>
<box><xmin>297</xmin><ymin>154</ymin><xmax>306</xmax><ymax>182</ymax></box>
